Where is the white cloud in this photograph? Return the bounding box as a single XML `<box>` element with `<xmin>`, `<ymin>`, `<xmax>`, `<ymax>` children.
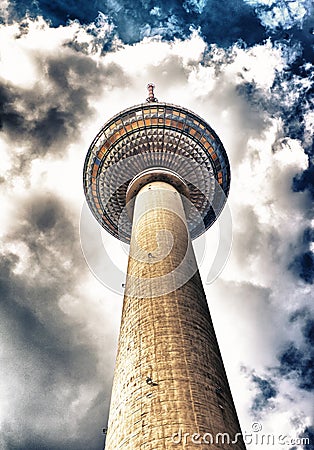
<box><xmin>243</xmin><ymin>0</ymin><xmax>313</xmax><ymax>30</ymax></box>
<box><xmin>183</xmin><ymin>0</ymin><xmax>208</xmax><ymax>14</ymax></box>
<box><xmin>0</xmin><ymin>0</ymin><xmax>9</xmax><ymax>23</ymax></box>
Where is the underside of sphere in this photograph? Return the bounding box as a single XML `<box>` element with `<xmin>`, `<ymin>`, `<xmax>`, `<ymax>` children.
<box><xmin>83</xmin><ymin>102</ymin><xmax>230</xmax><ymax>243</ymax></box>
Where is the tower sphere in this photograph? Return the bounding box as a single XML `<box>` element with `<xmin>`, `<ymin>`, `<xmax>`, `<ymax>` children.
<box><xmin>83</xmin><ymin>101</ymin><xmax>230</xmax><ymax>243</ymax></box>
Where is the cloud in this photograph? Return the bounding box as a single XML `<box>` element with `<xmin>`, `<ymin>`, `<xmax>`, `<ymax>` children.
<box><xmin>294</xmin><ymin>164</ymin><xmax>314</xmax><ymax>200</ymax></box>
<box><xmin>290</xmin><ymin>251</ymin><xmax>314</xmax><ymax>283</ymax></box>
<box><xmin>0</xmin><ymin>194</ymin><xmax>110</xmax><ymax>450</ymax></box>
<box><xmin>4</xmin><ymin>0</ymin><xmax>313</xmax><ymax>62</ymax></box>
<box><xmin>276</xmin><ymin>314</ymin><xmax>314</xmax><ymax>391</ymax></box>
<box><xmin>183</xmin><ymin>0</ymin><xmax>207</xmax><ymax>14</ymax></box>
<box><xmin>0</xmin><ymin>11</ymin><xmax>313</xmax><ymax>450</ymax></box>
<box><xmin>4</xmin><ymin>0</ymin><xmax>267</xmax><ymax>47</ymax></box>
<box><xmin>251</xmin><ymin>374</ymin><xmax>277</xmax><ymax>415</ymax></box>
<box><xmin>0</xmin><ymin>162</ymin><xmax>123</xmax><ymax>449</ymax></box>
<box><xmin>289</xmin><ymin>227</ymin><xmax>314</xmax><ymax>284</ymax></box>
<box><xmin>244</xmin><ymin>0</ymin><xmax>313</xmax><ymax>31</ymax></box>
<box><xmin>298</xmin><ymin>426</ymin><xmax>314</xmax><ymax>449</ymax></box>
<box><xmin>0</xmin><ymin>21</ymin><xmax>125</xmax><ymax>448</ymax></box>
<box><xmin>0</xmin><ymin>18</ymin><xmax>129</xmax><ymax>181</ymax></box>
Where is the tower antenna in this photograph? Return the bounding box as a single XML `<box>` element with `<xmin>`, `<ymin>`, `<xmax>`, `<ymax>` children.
<box><xmin>146</xmin><ymin>82</ymin><xmax>158</xmax><ymax>102</ymax></box>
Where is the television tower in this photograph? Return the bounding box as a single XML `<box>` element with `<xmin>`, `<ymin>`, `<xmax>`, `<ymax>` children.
<box><xmin>83</xmin><ymin>84</ymin><xmax>246</xmax><ymax>449</ymax></box>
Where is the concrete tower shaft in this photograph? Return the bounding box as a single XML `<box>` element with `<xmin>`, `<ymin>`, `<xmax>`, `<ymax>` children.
<box><xmin>104</xmin><ymin>181</ymin><xmax>245</xmax><ymax>450</ymax></box>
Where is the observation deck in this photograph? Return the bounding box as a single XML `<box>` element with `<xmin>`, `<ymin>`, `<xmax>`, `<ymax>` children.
<box><xmin>83</xmin><ymin>100</ymin><xmax>230</xmax><ymax>243</ymax></box>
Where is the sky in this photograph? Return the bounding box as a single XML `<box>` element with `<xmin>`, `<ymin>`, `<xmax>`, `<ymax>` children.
<box><xmin>0</xmin><ymin>1</ymin><xmax>313</xmax><ymax>449</ymax></box>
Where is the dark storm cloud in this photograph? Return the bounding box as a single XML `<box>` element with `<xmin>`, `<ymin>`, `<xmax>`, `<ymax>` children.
<box><xmin>275</xmin><ymin>65</ymin><xmax>313</xmax><ymax>145</ymax></box>
<box><xmin>290</xmin><ymin>251</ymin><xmax>314</xmax><ymax>284</ymax></box>
<box><xmin>278</xmin><ymin>344</ymin><xmax>314</xmax><ymax>390</ymax></box>
<box><xmin>5</xmin><ymin>0</ymin><xmax>266</xmax><ymax>47</ymax></box>
<box><xmin>289</xmin><ymin>227</ymin><xmax>314</xmax><ymax>284</ymax></box>
<box><xmin>0</xmin><ymin>194</ymin><xmax>109</xmax><ymax>450</ymax></box>
<box><xmin>251</xmin><ymin>374</ymin><xmax>277</xmax><ymax>414</ymax></box>
<box><xmin>276</xmin><ymin>315</ymin><xmax>314</xmax><ymax>392</ymax></box>
<box><xmin>289</xmin><ymin>306</ymin><xmax>311</xmax><ymax>323</ymax></box>
<box><xmin>0</xmin><ymin>46</ymin><xmax>127</xmax><ymax>172</ymax></box>
<box><xmin>290</xmin><ymin>426</ymin><xmax>314</xmax><ymax>450</ymax></box>
<box><xmin>298</xmin><ymin>426</ymin><xmax>314</xmax><ymax>450</ymax></box>
<box><xmin>294</xmin><ymin>164</ymin><xmax>314</xmax><ymax>200</ymax></box>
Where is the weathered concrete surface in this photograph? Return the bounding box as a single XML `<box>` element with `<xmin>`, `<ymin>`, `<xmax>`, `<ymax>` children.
<box><xmin>105</xmin><ymin>181</ymin><xmax>245</xmax><ymax>450</ymax></box>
